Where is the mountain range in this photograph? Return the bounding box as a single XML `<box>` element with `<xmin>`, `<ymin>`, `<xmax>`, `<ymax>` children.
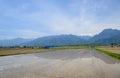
<box><xmin>23</xmin><ymin>35</ymin><xmax>89</xmax><ymax>46</ymax></box>
<box><xmin>0</xmin><ymin>28</ymin><xmax>120</xmax><ymax>47</ymax></box>
<box><xmin>90</xmin><ymin>29</ymin><xmax>120</xmax><ymax>44</ymax></box>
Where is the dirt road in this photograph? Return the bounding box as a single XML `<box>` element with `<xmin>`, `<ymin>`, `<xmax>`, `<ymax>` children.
<box><xmin>0</xmin><ymin>49</ymin><xmax>120</xmax><ymax>78</ymax></box>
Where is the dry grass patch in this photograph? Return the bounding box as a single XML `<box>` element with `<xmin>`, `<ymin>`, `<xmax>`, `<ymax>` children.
<box><xmin>96</xmin><ymin>48</ymin><xmax>120</xmax><ymax>60</ymax></box>
<box><xmin>96</xmin><ymin>46</ymin><xmax>120</xmax><ymax>54</ymax></box>
<box><xmin>0</xmin><ymin>48</ymin><xmax>46</xmax><ymax>56</ymax></box>
<box><xmin>0</xmin><ymin>45</ymin><xmax>89</xmax><ymax>56</ymax></box>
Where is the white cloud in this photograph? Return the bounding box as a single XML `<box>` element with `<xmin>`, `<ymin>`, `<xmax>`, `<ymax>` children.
<box><xmin>0</xmin><ymin>0</ymin><xmax>120</xmax><ymax>39</ymax></box>
<box><xmin>0</xmin><ymin>29</ymin><xmax>49</xmax><ymax>39</ymax></box>
<box><xmin>17</xmin><ymin>30</ymin><xmax>50</xmax><ymax>38</ymax></box>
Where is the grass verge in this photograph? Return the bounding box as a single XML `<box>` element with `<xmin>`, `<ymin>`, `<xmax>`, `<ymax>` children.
<box><xmin>96</xmin><ymin>48</ymin><xmax>120</xmax><ymax>60</ymax></box>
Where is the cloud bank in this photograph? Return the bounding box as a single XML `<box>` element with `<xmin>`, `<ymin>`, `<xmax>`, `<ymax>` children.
<box><xmin>0</xmin><ymin>0</ymin><xmax>120</xmax><ymax>39</ymax></box>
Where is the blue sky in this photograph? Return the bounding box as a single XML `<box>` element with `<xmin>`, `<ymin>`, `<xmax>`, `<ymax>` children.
<box><xmin>0</xmin><ymin>0</ymin><xmax>120</xmax><ymax>39</ymax></box>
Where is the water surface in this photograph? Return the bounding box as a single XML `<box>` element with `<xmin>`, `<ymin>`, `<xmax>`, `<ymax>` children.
<box><xmin>0</xmin><ymin>49</ymin><xmax>120</xmax><ymax>78</ymax></box>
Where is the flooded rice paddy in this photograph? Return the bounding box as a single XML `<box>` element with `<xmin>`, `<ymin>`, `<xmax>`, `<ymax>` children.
<box><xmin>0</xmin><ymin>49</ymin><xmax>120</xmax><ymax>78</ymax></box>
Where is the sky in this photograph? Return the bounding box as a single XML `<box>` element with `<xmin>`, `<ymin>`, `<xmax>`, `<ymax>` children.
<box><xmin>0</xmin><ymin>0</ymin><xmax>120</xmax><ymax>39</ymax></box>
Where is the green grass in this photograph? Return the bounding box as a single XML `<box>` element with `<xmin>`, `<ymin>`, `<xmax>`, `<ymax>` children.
<box><xmin>96</xmin><ymin>48</ymin><xmax>120</xmax><ymax>60</ymax></box>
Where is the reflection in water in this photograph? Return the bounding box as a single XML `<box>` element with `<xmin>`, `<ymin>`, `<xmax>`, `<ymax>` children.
<box><xmin>0</xmin><ymin>49</ymin><xmax>120</xmax><ymax>78</ymax></box>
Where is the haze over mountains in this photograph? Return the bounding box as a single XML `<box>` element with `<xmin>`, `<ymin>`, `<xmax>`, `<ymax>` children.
<box><xmin>0</xmin><ymin>38</ymin><xmax>32</xmax><ymax>46</ymax></box>
<box><xmin>23</xmin><ymin>35</ymin><xmax>89</xmax><ymax>46</ymax></box>
<box><xmin>0</xmin><ymin>28</ymin><xmax>120</xmax><ymax>47</ymax></box>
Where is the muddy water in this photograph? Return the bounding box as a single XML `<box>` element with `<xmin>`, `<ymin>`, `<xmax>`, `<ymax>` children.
<box><xmin>0</xmin><ymin>49</ymin><xmax>120</xmax><ymax>78</ymax></box>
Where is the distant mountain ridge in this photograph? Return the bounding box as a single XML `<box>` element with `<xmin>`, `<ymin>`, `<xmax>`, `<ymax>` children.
<box><xmin>91</xmin><ymin>28</ymin><xmax>120</xmax><ymax>44</ymax></box>
<box><xmin>80</xmin><ymin>36</ymin><xmax>92</xmax><ymax>40</ymax></box>
<box><xmin>91</xmin><ymin>29</ymin><xmax>120</xmax><ymax>41</ymax></box>
<box><xmin>0</xmin><ymin>28</ymin><xmax>120</xmax><ymax>46</ymax></box>
<box><xmin>23</xmin><ymin>35</ymin><xmax>89</xmax><ymax>46</ymax></box>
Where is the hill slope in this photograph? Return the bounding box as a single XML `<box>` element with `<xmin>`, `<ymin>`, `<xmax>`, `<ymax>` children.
<box><xmin>0</xmin><ymin>28</ymin><xmax>120</xmax><ymax>46</ymax></box>
<box><xmin>24</xmin><ymin>35</ymin><xmax>88</xmax><ymax>46</ymax></box>
<box><xmin>91</xmin><ymin>28</ymin><xmax>120</xmax><ymax>44</ymax></box>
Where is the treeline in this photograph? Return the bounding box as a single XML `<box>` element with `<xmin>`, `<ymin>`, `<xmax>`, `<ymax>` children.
<box><xmin>110</xmin><ymin>43</ymin><xmax>120</xmax><ymax>47</ymax></box>
<box><xmin>0</xmin><ymin>44</ymin><xmax>90</xmax><ymax>49</ymax></box>
<box><xmin>0</xmin><ymin>46</ymin><xmax>44</xmax><ymax>49</ymax></box>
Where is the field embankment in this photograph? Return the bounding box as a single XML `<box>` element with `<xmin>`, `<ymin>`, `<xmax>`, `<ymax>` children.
<box><xmin>95</xmin><ymin>46</ymin><xmax>120</xmax><ymax>60</ymax></box>
<box><xmin>0</xmin><ymin>48</ymin><xmax>46</xmax><ymax>56</ymax></box>
<box><xmin>0</xmin><ymin>45</ymin><xmax>89</xmax><ymax>56</ymax></box>
<box><xmin>51</xmin><ymin>45</ymin><xmax>89</xmax><ymax>50</ymax></box>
